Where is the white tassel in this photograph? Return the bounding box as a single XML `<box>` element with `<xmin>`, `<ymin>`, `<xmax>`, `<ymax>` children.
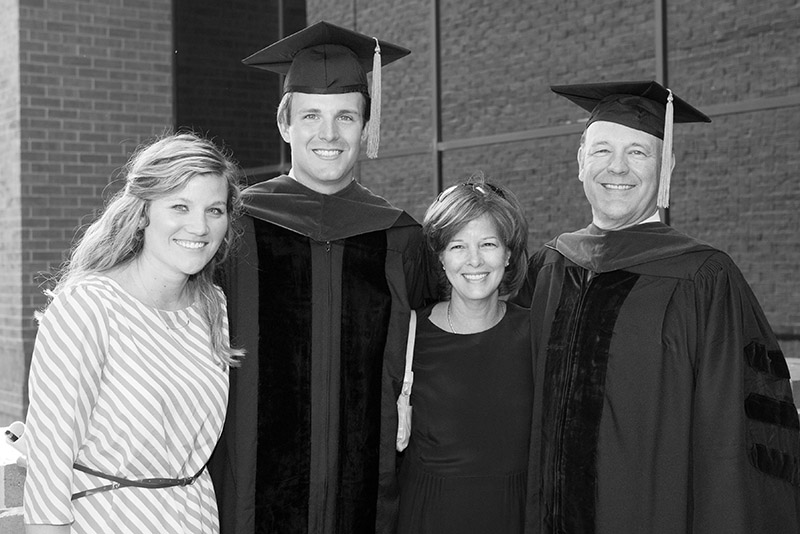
<box><xmin>366</xmin><ymin>37</ymin><xmax>381</xmax><ymax>159</ymax></box>
<box><xmin>657</xmin><ymin>89</ymin><xmax>674</xmax><ymax>209</ymax></box>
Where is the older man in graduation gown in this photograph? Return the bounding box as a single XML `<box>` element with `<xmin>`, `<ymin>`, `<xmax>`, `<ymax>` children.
<box><xmin>209</xmin><ymin>22</ymin><xmax>432</xmax><ymax>534</ymax></box>
<box><xmin>516</xmin><ymin>81</ymin><xmax>800</xmax><ymax>533</ymax></box>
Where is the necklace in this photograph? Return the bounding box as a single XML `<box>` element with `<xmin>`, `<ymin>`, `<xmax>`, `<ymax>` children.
<box><xmin>446</xmin><ymin>300</ymin><xmax>506</xmax><ymax>334</ymax></box>
<box><xmin>447</xmin><ymin>301</ymin><xmax>458</xmax><ymax>334</ymax></box>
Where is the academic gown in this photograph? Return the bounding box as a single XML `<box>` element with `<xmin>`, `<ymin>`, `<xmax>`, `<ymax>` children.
<box><xmin>209</xmin><ymin>176</ymin><xmax>432</xmax><ymax>534</ymax></box>
<box><xmin>515</xmin><ymin>222</ymin><xmax>800</xmax><ymax>534</ymax></box>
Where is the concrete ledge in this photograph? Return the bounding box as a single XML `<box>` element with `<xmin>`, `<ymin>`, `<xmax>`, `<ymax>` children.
<box><xmin>1</xmin><ymin>463</ymin><xmax>25</xmax><ymax>508</ymax></box>
<box><xmin>0</xmin><ymin>505</ymin><xmax>23</xmax><ymax>533</ymax></box>
<box><xmin>1</xmin><ymin>462</ymin><xmax>25</xmax><ymax>533</ymax></box>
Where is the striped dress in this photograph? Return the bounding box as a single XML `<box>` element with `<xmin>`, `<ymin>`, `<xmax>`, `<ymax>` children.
<box><xmin>23</xmin><ymin>275</ymin><xmax>229</xmax><ymax>533</ymax></box>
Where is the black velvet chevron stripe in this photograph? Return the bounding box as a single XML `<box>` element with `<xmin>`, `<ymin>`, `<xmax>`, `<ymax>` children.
<box><xmin>744</xmin><ymin>340</ymin><xmax>790</xmax><ymax>379</ymax></box>
<box><xmin>337</xmin><ymin>230</ymin><xmax>390</xmax><ymax>533</ymax></box>
<box><xmin>749</xmin><ymin>443</ymin><xmax>800</xmax><ymax>487</ymax></box>
<box><xmin>543</xmin><ymin>268</ymin><xmax>639</xmax><ymax>534</ymax></box>
<box><xmin>254</xmin><ymin>221</ymin><xmax>314</xmax><ymax>532</ymax></box>
<box><xmin>744</xmin><ymin>393</ymin><xmax>800</xmax><ymax>430</ymax></box>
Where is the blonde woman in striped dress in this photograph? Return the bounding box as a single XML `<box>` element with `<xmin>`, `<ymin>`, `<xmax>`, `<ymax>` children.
<box><xmin>23</xmin><ymin>133</ymin><xmax>244</xmax><ymax>534</ymax></box>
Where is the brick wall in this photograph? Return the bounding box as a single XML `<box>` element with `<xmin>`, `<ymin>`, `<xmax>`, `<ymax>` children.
<box><xmin>667</xmin><ymin>0</ymin><xmax>800</xmax><ymax>341</ymax></box>
<box><xmin>308</xmin><ymin>0</ymin><xmax>800</xmax><ymax>357</ymax></box>
<box><xmin>0</xmin><ymin>0</ymin><xmax>176</xmax><ymax>425</ymax></box>
<box><xmin>0</xmin><ymin>0</ymin><xmax>24</xmax><ymax>426</ymax></box>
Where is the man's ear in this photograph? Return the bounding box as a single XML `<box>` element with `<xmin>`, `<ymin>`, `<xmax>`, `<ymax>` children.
<box><xmin>361</xmin><ymin>120</ymin><xmax>370</xmax><ymax>143</ymax></box>
<box><xmin>278</xmin><ymin>118</ymin><xmax>291</xmax><ymax>143</ymax></box>
<box><xmin>577</xmin><ymin>146</ymin><xmax>585</xmax><ymax>181</ymax></box>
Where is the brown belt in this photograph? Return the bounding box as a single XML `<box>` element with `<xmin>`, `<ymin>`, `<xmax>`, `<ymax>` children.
<box><xmin>71</xmin><ymin>463</ymin><xmax>205</xmax><ymax>500</ymax></box>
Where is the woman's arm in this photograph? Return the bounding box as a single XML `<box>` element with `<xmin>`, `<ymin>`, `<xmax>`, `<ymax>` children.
<box><xmin>24</xmin><ymin>284</ymin><xmax>108</xmax><ymax>526</ymax></box>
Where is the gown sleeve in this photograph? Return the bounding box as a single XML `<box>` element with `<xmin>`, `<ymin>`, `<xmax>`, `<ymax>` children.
<box><xmin>209</xmin><ymin>215</ymin><xmax>260</xmax><ymax>534</ymax></box>
<box><xmin>23</xmin><ymin>284</ymin><xmax>109</xmax><ymax>525</ymax></box>
<box><xmin>510</xmin><ymin>246</ymin><xmax>549</xmax><ymax>308</ymax></box>
<box><xmin>690</xmin><ymin>252</ymin><xmax>800</xmax><ymax>532</ymax></box>
<box><xmin>401</xmin><ymin>225</ymin><xmax>438</xmax><ymax>309</ymax></box>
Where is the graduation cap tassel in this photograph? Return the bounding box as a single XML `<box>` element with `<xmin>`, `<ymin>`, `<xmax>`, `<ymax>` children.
<box><xmin>366</xmin><ymin>37</ymin><xmax>382</xmax><ymax>159</ymax></box>
<box><xmin>657</xmin><ymin>89</ymin><xmax>674</xmax><ymax>209</ymax></box>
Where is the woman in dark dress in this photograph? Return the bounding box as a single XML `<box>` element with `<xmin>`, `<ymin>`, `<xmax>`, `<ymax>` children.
<box><xmin>397</xmin><ymin>178</ymin><xmax>532</xmax><ymax>534</ymax></box>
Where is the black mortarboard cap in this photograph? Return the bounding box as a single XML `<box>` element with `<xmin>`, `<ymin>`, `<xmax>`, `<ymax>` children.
<box><xmin>242</xmin><ymin>21</ymin><xmax>409</xmax><ymax>95</ymax></box>
<box><xmin>551</xmin><ymin>80</ymin><xmax>711</xmax><ymax>208</ymax></box>
<box><xmin>551</xmin><ymin>80</ymin><xmax>710</xmax><ymax>139</ymax></box>
<box><xmin>242</xmin><ymin>21</ymin><xmax>410</xmax><ymax>159</ymax></box>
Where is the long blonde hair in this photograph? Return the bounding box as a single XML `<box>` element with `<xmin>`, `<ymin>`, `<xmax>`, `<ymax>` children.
<box><xmin>46</xmin><ymin>132</ymin><xmax>245</xmax><ymax>365</ymax></box>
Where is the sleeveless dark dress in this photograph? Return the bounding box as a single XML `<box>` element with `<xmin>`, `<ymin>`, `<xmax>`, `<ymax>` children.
<box><xmin>397</xmin><ymin>302</ymin><xmax>533</xmax><ymax>534</ymax></box>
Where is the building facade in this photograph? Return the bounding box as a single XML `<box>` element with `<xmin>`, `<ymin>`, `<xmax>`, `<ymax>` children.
<box><xmin>1</xmin><ymin>0</ymin><xmax>798</xmax><ymax>424</ymax></box>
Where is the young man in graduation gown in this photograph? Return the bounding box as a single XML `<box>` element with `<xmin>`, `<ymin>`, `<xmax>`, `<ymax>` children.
<box><xmin>209</xmin><ymin>22</ymin><xmax>433</xmax><ymax>534</ymax></box>
<box><xmin>515</xmin><ymin>81</ymin><xmax>800</xmax><ymax>533</ymax></box>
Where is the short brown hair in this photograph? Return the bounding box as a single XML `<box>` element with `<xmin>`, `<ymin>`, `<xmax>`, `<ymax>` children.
<box><xmin>423</xmin><ymin>176</ymin><xmax>529</xmax><ymax>299</ymax></box>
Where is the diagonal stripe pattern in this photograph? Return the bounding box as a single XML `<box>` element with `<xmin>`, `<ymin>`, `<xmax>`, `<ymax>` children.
<box><xmin>24</xmin><ymin>275</ymin><xmax>229</xmax><ymax>533</ymax></box>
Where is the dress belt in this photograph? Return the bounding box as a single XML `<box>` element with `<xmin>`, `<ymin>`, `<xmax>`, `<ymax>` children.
<box><xmin>71</xmin><ymin>463</ymin><xmax>205</xmax><ymax>501</ymax></box>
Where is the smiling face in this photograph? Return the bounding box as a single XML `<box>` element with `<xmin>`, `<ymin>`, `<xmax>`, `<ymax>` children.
<box><xmin>578</xmin><ymin>121</ymin><xmax>665</xmax><ymax>230</ymax></box>
<box><xmin>440</xmin><ymin>213</ymin><xmax>510</xmax><ymax>305</ymax></box>
<box><xmin>279</xmin><ymin>91</ymin><xmax>367</xmax><ymax>194</ymax></box>
<box><xmin>140</xmin><ymin>173</ymin><xmax>229</xmax><ymax>282</ymax></box>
